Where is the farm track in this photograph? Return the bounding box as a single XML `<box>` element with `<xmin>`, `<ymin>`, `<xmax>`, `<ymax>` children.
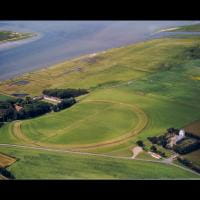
<box><xmin>10</xmin><ymin>100</ymin><xmax>148</xmax><ymax>150</ymax></box>
<box><xmin>0</xmin><ymin>143</ymin><xmax>199</xmax><ymax>177</ymax></box>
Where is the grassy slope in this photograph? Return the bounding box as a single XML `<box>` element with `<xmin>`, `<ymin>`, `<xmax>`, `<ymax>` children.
<box><xmin>0</xmin><ymin>147</ymin><xmax>198</xmax><ymax>179</ymax></box>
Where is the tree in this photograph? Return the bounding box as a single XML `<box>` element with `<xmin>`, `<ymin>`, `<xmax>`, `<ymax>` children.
<box><xmin>150</xmin><ymin>145</ymin><xmax>157</xmax><ymax>153</ymax></box>
<box><xmin>136</xmin><ymin>140</ymin><xmax>144</xmax><ymax>147</ymax></box>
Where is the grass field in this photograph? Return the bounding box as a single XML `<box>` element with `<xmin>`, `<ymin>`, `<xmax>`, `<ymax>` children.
<box><xmin>1</xmin><ymin>34</ymin><xmax>200</xmax><ymax>178</ymax></box>
<box><xmin>184</xmin><ymin>149</ymin><xmax>200</xmax><ymax>167</ymax></box>
<box><xmin>0</xmin><ymin>147</ymin><xmax>198</xmax><ymax>179</ymax></box>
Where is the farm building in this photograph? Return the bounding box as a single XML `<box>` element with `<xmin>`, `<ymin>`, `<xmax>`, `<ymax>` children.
<box><xmin>14</xmin><ymin>104</ymin><xmax>23</xmax><ymax>112</ymax></box>
<box><xmin>167</xmin><ymin>129</ymin><xmax>185</xmax><ymax>148</ymax></box>
<box><xmin>43</xmin><ymin>95</ymin><xmax>62</xmax><ymax>103</ymax></box>
<box><xmin>32</xmin><ymin>96</ymin><xmax>43</xmax><ymax>101</ymax></box>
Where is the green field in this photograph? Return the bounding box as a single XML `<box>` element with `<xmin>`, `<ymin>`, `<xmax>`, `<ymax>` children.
<box><xmin>0</xmin><ymin>147</ymin><xmax>198</xmax><ymax>179</ymax></box>
<box><xmin>0</xmin><ymin>94</ymin><xmax>14</xmax><ymax>101</ymax></box>
<box><xmin>1</xmin><ymin>33</ymin><xmax>200</xmax><ymax>178</ymax></box>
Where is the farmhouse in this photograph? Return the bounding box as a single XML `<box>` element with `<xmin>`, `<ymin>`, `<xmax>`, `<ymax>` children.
<box><xmin>43</xmin><ymin>95</ymin><xmax>62</xmax><ymax>103</ymax></box>
<box><xmin>32</xmin><ymin>96</ymin><xmax>43</xmax><ymax>101</ymax></box>
<box><xmin>167</xmin><ymin>129</ymin><xmax>185</xmax><ymax>148</ymax></box>
<box><xmin>14</xmin><ymin>104</ymin><xmax>23</xmax><ymax>112</ymax></box>
<box><xmin>148</xmin><ymin>151</ymin><xmax>161</xmax><ymax>159</ymax></box>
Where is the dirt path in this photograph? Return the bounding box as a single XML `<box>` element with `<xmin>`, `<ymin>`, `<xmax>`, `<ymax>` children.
<box><xmin>131</xmin><ymin>146</ymin><xmax>143</xmax><ymax>159</ymax></box>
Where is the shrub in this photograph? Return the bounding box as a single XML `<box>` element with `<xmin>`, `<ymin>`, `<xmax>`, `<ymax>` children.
<box><xmin>136</xmin><ymin>140</ymin><xmax>144</xmax><ymax>147</ymax></box>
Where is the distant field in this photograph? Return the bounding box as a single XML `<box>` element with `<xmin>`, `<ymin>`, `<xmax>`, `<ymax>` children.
<box><xmin>184</xmin><ymin>120</ymin><xmax>200</xmax><ymax>136</ymax></box>
<box><xmin>0</xmin><ymin>147</ymin><xmax>198</xmax><ymax>179</ymax></box>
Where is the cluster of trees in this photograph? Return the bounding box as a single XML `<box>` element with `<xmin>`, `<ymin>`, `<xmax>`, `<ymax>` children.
<box><xmin>167</xmin><ymin>128</ymin><xmax>179</xmax><ymax>134</ymax></box>
<box><xmin>0</xmin><ymin>100</ymin><xmax>16</xmax><ymax>122</ymax></box>
<box><xmin>150</xmin><ymin>145</ymin><xmax>166</xmax><ymax>158</ymax></box>
<box><xmin>147</xmin><ymin>135</ymin><xmax>167</xmax><ymax>148</ymax></box>
<box><xmin>0</xmin><ymin>98</ymin><xmax>52</xmax><ymax>122</ymax></box>
<box><xmin>0</xmin><ymin>167</ymin><xmax>15</xmax><ymax>179</ymax></box>
<box><xmin>43</xmin><ymin>88</ymin><xmax>89</xmax><ymax>99</ymax></box>
<box><xmin>173</xmin><ymin>141</ymin><xmax>200</xmax><ymax>154</ymax></box>
<box><xmin>184</xmin><ymin>45</ymin><xmax>200</xmax><ymax>60</ymax></box>
<box><xmin>185</xmin><ymin>132</ymin><xmax>200</xmax><ymax>140</ymax></box>
<box><xmin>17</xmin><ymin>101</ymin><xmax>52</xmax><ymax>119</ymax></box>
<box><xmin>0</xmin><ymin>95</ymin><xmax>77</xmax><ymax>123</ymax></box>
<box><xmin>177</xmin><ymin>157</ymin><xmax>200</xmax><ymax>174</ymax></box>
<box><xmin>52</xmin><ymin>97</ymin><xmax>76</xmax><ymax>112</ymax></box>
<box><xmin>136</xmin><ymin>140</ymin><xmax>144</xmax><ymax>148</ymax></box>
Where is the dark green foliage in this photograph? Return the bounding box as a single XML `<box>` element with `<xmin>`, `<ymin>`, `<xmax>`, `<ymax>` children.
<box><xmin>0</xmin><ymin>167</ymin><xmax>15</xmax><ymax>179</ymax></box>
<box><xmin>136</xmin><ymin>140</ymin><xmax>144</xmax><ymax>147</ymax></box>
<box><xmin>183</xmin><ymin>44</ymin><xmax>200</xmax><ymax>60</ymax></box>
<box><xmin>186</xmin><ymin>132</ymin><xmax>200</xmax><ymax>140</ymax></box>
<box><xmin>173</xmin><ymin>140</ymin><xmax>200</xmax><ymax>154</ymax></box>
<box><xmin>150</xmin><ymin>145</ymin><xmax>157</xmax><ymax>153</ymax></box>
<box><xmin>43</xmin><ymin>88</ymin><xmax>89</xmax><ymax>99</ymax></box>
<box><xmin>177</xmin><ymin>157</ymin><xmax>200</xmax><ymax>174</ymax></box>
<box><xmin>54</xmin><ymin>97</ymin><xmax>76</xmax><ymax>112</ymax></box>
<box><xmin>19</xmin><ymin>101</ymin><xmax>52</xmax><ymax>119</ymax></box>
<box><xmin>148</xmin><ymin>136</ymin><xmax>158</xmax><ymax>144</ymax></box>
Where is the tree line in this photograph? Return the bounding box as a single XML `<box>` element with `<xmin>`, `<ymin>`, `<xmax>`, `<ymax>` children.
<box><xmin>0</xmin><ymin>96</ymin><xmax>76</xmax><ymax>123</ymax></box>
<box><xmin>43</xmin><ymin>88</ymin><xmax>89</xmax><ymax>99</ymax></box>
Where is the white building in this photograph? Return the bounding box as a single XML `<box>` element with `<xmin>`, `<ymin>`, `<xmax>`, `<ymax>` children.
<box><xmin>176</xmin><ymin>129</ymin><xmax>185</xmax><ymax>143</ymax></box>
<box><xmin>43</xmin><ymin>95</ymin><xmax>62</xmax><ymax>103</ymax></box>
<box><xmin>167</xmin><ymin>129</ymin><xmax>185</xmax><ymax>148</ymax></box>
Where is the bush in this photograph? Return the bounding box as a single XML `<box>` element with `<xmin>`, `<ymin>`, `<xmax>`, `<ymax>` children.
<box><xmin>54</xmin><ymin>97</ymin><xmax>76</xmax><ymax>112</ymax></box>
<box><xmin>148</xmin><ymin>136</ymin><xmax>158</xmax><ymax>144</ymax></box>
<box><xmin>136</xmin><ymin>140</ymin><xmax>144</xmax><ymax>147</ymax></box>
<box><xmin>150</xmin><ymin>145</ymin><xmax>157</xmax><ymax>153</ymax></box>
<box><xmin>0</xmin><ymin>168</ymin><xmax>15</xmax><ymax>179</ymax></box>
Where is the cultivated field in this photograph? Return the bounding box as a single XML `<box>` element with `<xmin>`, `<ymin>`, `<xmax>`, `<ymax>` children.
<box><xmin>184</xmin><ymin>120</ymin><xmax>200</xmax><ymax>136</ymax></box>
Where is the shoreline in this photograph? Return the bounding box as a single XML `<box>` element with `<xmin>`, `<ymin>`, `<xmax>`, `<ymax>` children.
<box><xmin>0</xmin><ymin>30</ymin><xmax>199</xmax><ymax>83</ymax></box>
<box><xmin>153</xmin><ymin>27</ymin><xmax>179</xmax><ymax>34</ymax></box>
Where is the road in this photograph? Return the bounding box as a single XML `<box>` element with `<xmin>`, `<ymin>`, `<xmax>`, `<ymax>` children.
<box><xmin>0</xmin><ymin>143</ymin><xmax>200</xmax><ymax>177</ymax></box>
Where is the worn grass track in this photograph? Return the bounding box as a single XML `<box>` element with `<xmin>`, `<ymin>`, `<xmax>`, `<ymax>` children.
<box><xmin>9</xmin><ymin>100</ymin><xmax>147</xmax><ymax>150</ymax></box>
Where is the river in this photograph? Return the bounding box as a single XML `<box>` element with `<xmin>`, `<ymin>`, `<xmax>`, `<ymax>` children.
<box><xmin>0</xmin><ymin>21</ymin><xmax>199</xmax><ymax>81</ymax></box>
